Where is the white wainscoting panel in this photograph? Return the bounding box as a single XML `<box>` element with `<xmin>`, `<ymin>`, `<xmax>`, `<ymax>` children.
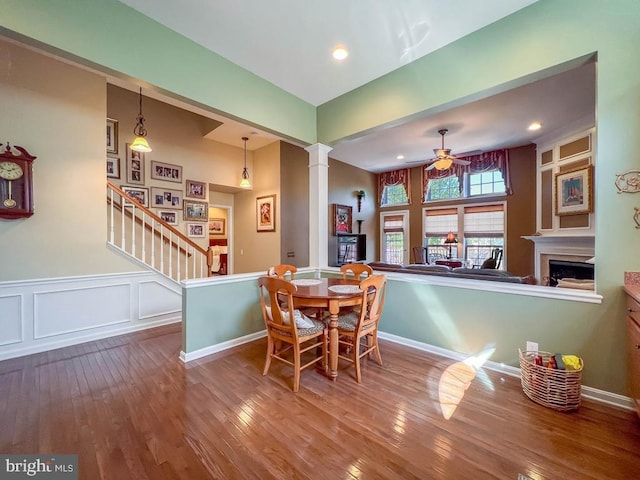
<box><xmin>0</xmin><ymin>271</ymin><xmax>182</xmax><ymax>361</ymax></box>
<box><xmin>0</xmin><ymin>294</ymin><xmax>23</xmax><ymax>346</ymax></box>
<box><xmin>139</xmin><ymin>280</ymin><xmax>181</xmax><ymax>320</ymax></box>
<box><xmin>34</xmin><ymin>283</ymin><xmax>131</xmax><ymax>339</ymax></box>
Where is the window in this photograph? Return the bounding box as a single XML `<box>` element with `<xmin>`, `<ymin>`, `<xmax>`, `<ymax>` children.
<box><xmin>463</xmin><ymin>205</ymin><xmax>505</xmax><ymax>268</ymax></box>
<box><xmin>381</xmin><ymin>213</ymin><xmax>407</xmax><ymax>264</ymax></box>
<box><xmin>379</xmin><ymin>168</ymin><xmax>411</xmax><ymax>207</ymax></box>
<box><xmin>381</xmin><ymin>184</ymin><xmax>409</xmax><ymax>206</ymax></box>
<box><xmin>425</xmin><ymin>170</ymin><xmax>505</xmax><ymax>202</ymax></box>
<box><xmin>423</xmin><ymin>203</ymin><xmax>505</xmax><ymax>267</ymax></box>
<box><xmin>422</xmin><ymin>150</ymin><xmax>511</xmax><ymax>203</ymax></box>
<box><xmin>468</xmin><ymin>171</ymin><xmax>506</xmax><ymax>196</ymax></box>
<box><xmin>425</xmin><ymin>175</ymin><xmax>460</xmax><ymax>201</ymax></box>
<box><xmin>424</xmin><ymin>208</ymin><xmax>457</xmax><ymax>262</ymax></box>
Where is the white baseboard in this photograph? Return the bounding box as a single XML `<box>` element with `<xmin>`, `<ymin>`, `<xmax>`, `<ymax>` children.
<box><xmin>378</xmin><ymin>331</ymin><xmax>635</xmax><ymax>412</ymax></box>
<box><xmin>180</xmin><ymin>330</ymin><xmax>267</xmax><ymax>362</ymax></box>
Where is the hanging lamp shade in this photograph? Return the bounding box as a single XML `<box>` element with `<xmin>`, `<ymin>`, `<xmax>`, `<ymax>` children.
<box><xmin>240</xmin><ymin>136</ymin><xmax>251</xmax><ymax>188</ymax></box>
<box><xmin>131</xmin><ymin>87</ymin><xmax>152</xmax><ymax>152</ymax></box>
<box><xmin>130</xmin><ymin>136</ymin><xmax>151</xmax><ymax>153</ymax></box>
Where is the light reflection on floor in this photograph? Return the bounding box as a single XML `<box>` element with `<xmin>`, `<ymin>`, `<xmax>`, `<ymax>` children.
<box><xmin>437</xmin><ymin>346</ymin><xmax>496</xmax><ymax>420</ymax></box>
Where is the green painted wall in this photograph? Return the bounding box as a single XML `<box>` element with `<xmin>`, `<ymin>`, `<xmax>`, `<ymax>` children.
<box><xmin>0</xmin><ymin>0</ymin><xmax>316</xmax><ymax>145</ymax></box>
<box><xmin>183</xmin><ymin>279</ymin><xmax>264</xmax><ymax>353</ymax></box>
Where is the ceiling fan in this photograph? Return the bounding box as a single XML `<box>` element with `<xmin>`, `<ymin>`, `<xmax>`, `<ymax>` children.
<box><xmin>424</xmin><ymin>129</ymin><xmax>472</xmax><ymax>171</ymax></box>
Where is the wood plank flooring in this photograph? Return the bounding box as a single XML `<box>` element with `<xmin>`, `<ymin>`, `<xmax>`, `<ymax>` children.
<box><xmin>1</xmin><ymin>323</ymin><xmax>639</xmax><ymax>479</ymax></box>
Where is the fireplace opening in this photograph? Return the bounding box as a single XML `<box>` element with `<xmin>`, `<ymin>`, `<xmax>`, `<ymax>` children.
<box><xmin>548</xmin><ymin>260</ymin><xmax>594</xmax><ymax>287</ymax></box>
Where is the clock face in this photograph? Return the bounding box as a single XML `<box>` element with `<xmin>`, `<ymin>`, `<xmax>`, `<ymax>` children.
<box><xmin>0</xmin><ymin>161</ymin><xmax>24</xmax><ymax>180</ymax></box>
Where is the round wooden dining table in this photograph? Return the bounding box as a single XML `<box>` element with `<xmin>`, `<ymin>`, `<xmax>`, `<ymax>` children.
<box><xmin>290</xmin><ymin>277</ymin><xmax>362</xmax><ymax>380</ymax></box>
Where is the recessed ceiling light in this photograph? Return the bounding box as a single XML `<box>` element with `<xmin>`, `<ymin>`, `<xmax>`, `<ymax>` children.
<box><xmin>396</xmin><ymin>154</ymin><xmax>405</xmax><ymax>160</ymax></box>
<box><xmin>332</xmin><ymin>46</ymin><xmax>348</xmax><ymax>60</ymax></box>
<box><xmin>528</xmin><ymin>122</ymin><xmax>542</xmax><ymax>131</ymax></box>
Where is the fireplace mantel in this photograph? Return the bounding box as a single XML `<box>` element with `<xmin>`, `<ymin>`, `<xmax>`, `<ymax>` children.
<box><xmin>522</xmin><ymin>235</ymin><xmax>595</xmax><ymax>247</ymax></box>
<box><xmin>522</xmin><ymin>235</ymin><xmax>595</xmax><ymax>284</ymax></box>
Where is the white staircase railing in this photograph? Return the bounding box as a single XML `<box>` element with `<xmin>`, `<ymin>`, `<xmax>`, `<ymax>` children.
<box><xmin>107</xmin><ymin>182</ymin><xmax>212</xmax><ymax>283</ymax></box>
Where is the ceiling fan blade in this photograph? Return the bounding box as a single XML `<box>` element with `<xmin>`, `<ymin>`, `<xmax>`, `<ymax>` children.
<box><xmin>452</xmin><ymin>149</ymin><xmax>483</xmax><ymax>158</ymax></box>
<box><xmin>425</xmin><ymin>163</ymin><xmax>437</xmax><ymax>171</ymax></box>
<box><xmin>453</xmin><ymin>158</ymin><xmax>471</xmax><ymax>166</ymax></box>
<box><xmin>405</xmin><ymin>159</ymin><xmax>428</xmax><ymax>164</ymax></box>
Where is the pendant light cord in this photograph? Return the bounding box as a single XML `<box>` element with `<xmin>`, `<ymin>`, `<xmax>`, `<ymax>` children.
<box><xmin>134</xmin><ymin>87</ymin><xmax>147</xmax><ymax>137</ymax></box>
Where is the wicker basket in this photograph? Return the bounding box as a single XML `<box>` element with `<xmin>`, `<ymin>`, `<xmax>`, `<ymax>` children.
<box><xmin>519</xmin><ymin>349</ymin><xmax>583</xmax><ymax>411</ymax></box>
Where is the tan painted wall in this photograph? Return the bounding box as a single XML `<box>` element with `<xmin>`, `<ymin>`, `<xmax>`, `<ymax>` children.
<box><xmin>107</xmin><ymin>84</ymin><xmax>249</xmax><ymax>254</ymax></box>
<box><xmin>280</xmin><ymin>142</ymin><xmax>310</xmax><ymax>267</ymax></box>
<box><xmin>328</xmin><ymin>158</ymin><xmax>378</xmax><ymax>264</ymax></box>
<box><xmin>0</xmin><ymin>39</ymin><xmax>137</xmax><ymax>281</ymax></box>
<box><xmin>233</xmin><ymin>141</ymin><xmax>281</xmax><ymax>273</ymax></box>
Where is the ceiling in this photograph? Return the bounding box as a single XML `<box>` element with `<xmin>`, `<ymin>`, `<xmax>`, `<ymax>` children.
<box><xmin>116</xmin><ymin>0</ymin><xmax>596</xmax><ymax>173</ymax></box>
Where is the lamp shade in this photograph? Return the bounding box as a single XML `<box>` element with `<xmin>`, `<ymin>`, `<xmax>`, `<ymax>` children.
<box><xmin>433</xmin><ymin>157</ymin><xmax>453</xmax><ymax>170</ymax></box>
<box><xmin>130</xmin><ymin>136</ymin><xmax>152</xmax><ymax>153</ymax></box>
<box><xmin>444</xmin><ymin>232</ymin><xmax>457</xmax><ymax>244</ymax></box>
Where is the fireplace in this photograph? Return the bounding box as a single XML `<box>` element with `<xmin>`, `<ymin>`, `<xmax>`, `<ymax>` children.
<box><xmin>523</xmin><ymin>235</ymin><xmax>595</xmax><ymax>285</ymax></box>
<box><xmin>548</xmin><ymin>259</ymin><xmax>594</xmax><ymax>287</ymax></box>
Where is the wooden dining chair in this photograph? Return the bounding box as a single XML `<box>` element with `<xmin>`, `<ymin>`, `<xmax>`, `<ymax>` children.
<box><xmin>336</xmin><ymin>274</ymin><xmax>386</xmax><ymax>383</ymax></box>
<box><xmin>258</xmin><ymin>276</ymin><xmax>327</xmax><ymax>392</ymax></box>
<box><xmin>268</xmin><ymin>264</ymin><xmax>297</xmax><ymax>280</ymax></box>
<box><xmin>340</xmin><ymin>263</ymin><xmax>373</xmax><ymax>280</ymax></box>
<box><xmin>412</xmin><ymin>246</ymin><xmax>426</xmax><ymax>264</ymax></box>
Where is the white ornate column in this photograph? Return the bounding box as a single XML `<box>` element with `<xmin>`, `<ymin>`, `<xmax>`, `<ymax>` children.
<box><xmin>305</xmin><ymin>143</ymin><xmax>332</xmax><ymax>268</ymax></box>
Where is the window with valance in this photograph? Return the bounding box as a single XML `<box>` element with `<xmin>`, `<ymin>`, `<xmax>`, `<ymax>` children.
<box><xmin>422</xmin><ymin>149</ymin><xmax>512</xmax><ymax>201</ymax></box>
<box><xmin>378</xmin><ymin>168</ymin><xmax>411</xmax><ymax>206</ymax></box>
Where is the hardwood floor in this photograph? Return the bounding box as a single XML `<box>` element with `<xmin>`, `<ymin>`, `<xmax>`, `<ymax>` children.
<box><xmin>1</xmin><ymin>323</ymin><xmax>639</xmax><ymax>479</ymax></box>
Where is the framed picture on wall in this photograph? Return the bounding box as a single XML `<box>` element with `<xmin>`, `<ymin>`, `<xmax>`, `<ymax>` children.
<box><xmin>555</xmin><ymin>164</ymin><xmax>593</xmax><ymax>216</ymax></box>
<box><xmin>187</xmin><ymin>222</ymin><xmax>206</xmax><ymax>238</ymax></box>
<box><xmin>332</xmin><ymin>203</ymin><xmax>352</xmax><ymax>235</ymax></box>
<box><xmin>256</xmin><ymin>195</ymin><xmax>276</xmax><ymax>232</ymax></box>
<box><xmin>106</xmin><ymin>156</ymin><xmax>120</xmax><ymax>179</ymax></box>
<box><xmin>120</xmin><ymin>185</ymin><xmax>148</xmax><ymax>207</ymax></box>
<box><xmin>106</xmin><ymin>118</ymin><xmax>118</xmax><ymax>154</ymax></box>
<box><xmin>183</xmin><ymin>200</ymin><xmax>208</xmax><ymax>221</ymax></box>
<box><xmin>151</xmin><ymin>160</ymin><xmax>182</xmax><ymax>183</ymax></box>
<box><xmin>126</xmin><ymin>143</ymin><xmax>145</xmax><ymax>185</ymax></box>
<box><xmin>158</xmin><ymin>210</ymin><xmax>178</xmax><ymax>225</ymax></box>
<box><xmin>186</xmin><ymin>179</ymin><xmax>206</xmax><ymax>199</ymax></box>
<box><xmin>209</xmin><ymin>218</ymin><xmax>226</xmax><ymax>235</ymax></box>
<box><xmin>150</xmin><ymin>187</ymin><xmax>182</xmax><ymax>209</ymax></box>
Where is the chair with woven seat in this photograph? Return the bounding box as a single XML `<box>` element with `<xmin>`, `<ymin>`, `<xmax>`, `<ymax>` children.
<box><xmin>336</xmin><ymin>274</ymin><xmax>386</xmax><ymax>383</ymax></box>
<box><xmin>258</xmin><ymin>276</ymin><xmax>327</xmax><ymax>392</ymax></box>
<box><xmin>340</xmin><ymin>263</ymin><xmax>373</xmax><ymax>280</ymax></box>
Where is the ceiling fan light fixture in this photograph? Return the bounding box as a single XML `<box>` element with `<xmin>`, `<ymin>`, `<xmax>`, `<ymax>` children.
<box><xmin>433</xmin><ymin>157</ymin><xmax>453</xmax><ymax>170</ymax></box>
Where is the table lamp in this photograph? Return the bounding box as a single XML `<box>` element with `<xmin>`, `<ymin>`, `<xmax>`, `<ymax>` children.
<box><xmin>444</xmin><ymin>232</ymin><xmax>457</xmax><ymax>259</ymax></box>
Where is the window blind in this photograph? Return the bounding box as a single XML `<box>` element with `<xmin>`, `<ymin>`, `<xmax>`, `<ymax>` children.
<box><xmin>463</xmin><ymin>204</ymin><xmax>504</xmax><ymax>237</ymax></box>
<box><xmin>425</xmin><ymin>208</ymin><xmax>457</xmax><ymax>235</ymax></box>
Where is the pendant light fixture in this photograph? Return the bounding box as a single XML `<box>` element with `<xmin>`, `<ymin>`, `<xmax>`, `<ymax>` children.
<box><xmin>239</xmin><ymin>136</ymin><xmax>251</xmax><ymax>188</ymax></box>
<box><xmin>131</xmin><ymin>87</ymin><xmax>152</xmax><ymax>153</ymax></box>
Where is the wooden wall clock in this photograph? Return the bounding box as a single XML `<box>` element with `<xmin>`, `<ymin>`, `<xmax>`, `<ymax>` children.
<box><xmin>0</xmin><ymin>142</ymin><xmax>36</xmax><ymax>220</ymax></box>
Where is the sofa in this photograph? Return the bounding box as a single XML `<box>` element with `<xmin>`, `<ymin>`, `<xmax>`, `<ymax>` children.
<box><xmin>368</xmin><ymin>262</ymin><xmax>537</xmax><ymax>285</ymax></box>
